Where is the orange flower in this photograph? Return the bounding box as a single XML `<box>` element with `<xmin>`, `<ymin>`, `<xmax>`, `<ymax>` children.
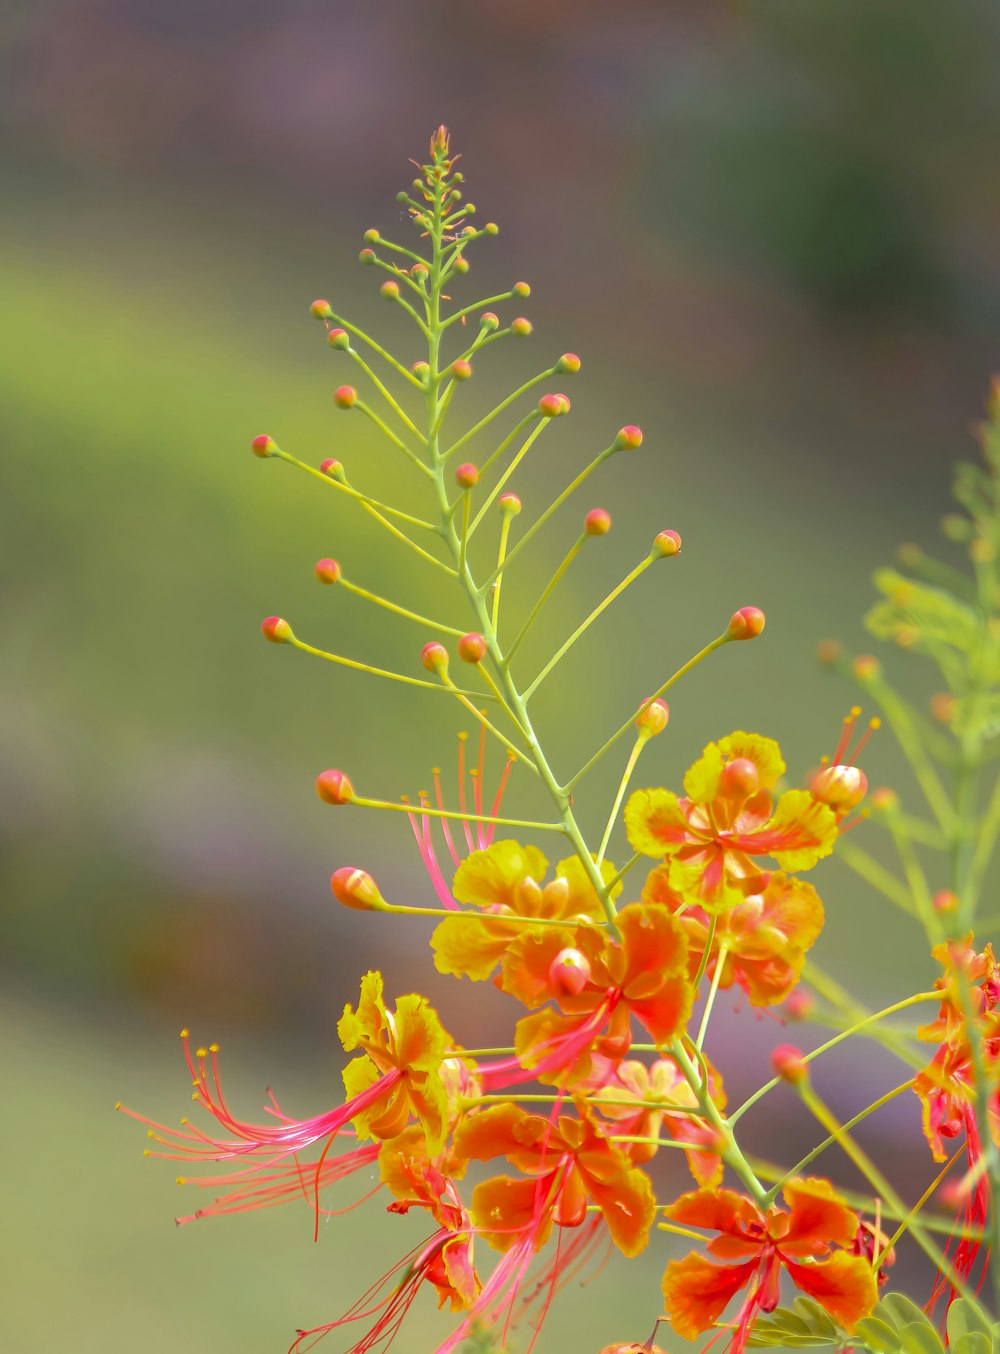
<box><xmin>453</xmin><ymin>1103</ymin><xmax>656</xmax><ymax>1257</ymax></box>
<box><xmin>431</xmin><ymin>840</ymin><xmax>619</xmax><ymax>981</ymax></box>
<box><xmin>643</xmin><ymin>866</ymin><xmax>824</xmax><ymax>1006</ymax></box>
<box><xmin>625</xmin><ymin>733</ymin><xmax>838</xmax><ymax>910</ymax></box>
<box><xmin>501</xmin><ymin>902</ymin><xmax>693</xmax><ymax>1081</ymax></box>
<box><xmin>587</xmin><ymin>1054</ymin><xmax>726</xmax><ymax>1183</ymax></box>
<box><xmin>661</xmin><ymin>1180</ymin><xmax>877</xmax><ymax>1351</ymax></box>
<box><xmin>337</xmin><ymin>971</ymin><xmax>452</xmax><ymax>1152</ymax></box>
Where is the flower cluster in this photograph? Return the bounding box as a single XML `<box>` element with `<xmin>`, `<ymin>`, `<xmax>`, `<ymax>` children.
<box><xmin>122</xmin><ymin>128</ymin><xmax>1000</xmax><ymax>1354</ymax></box>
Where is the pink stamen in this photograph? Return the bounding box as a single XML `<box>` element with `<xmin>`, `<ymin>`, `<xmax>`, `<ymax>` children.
<box><xmin>487</xmin><ymin>754</ymin><xmax>515</xmax><ymax>847</ymax></box>
<box><xmin>833</xmin><ymin>708</ymin><xmax>861</xmax><ymax>764</ymax></box>
<box><xmin>432</xmin><ymin>766</ymin><xmax>462</xmax><ymax>868</ymax></box>
<box><xmin>457</xmin><ymin>732</ymin><xmax>474</xmax><ymax>852</ymax></box>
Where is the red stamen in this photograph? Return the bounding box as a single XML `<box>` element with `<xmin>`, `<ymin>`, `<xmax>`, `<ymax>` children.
<box><xmin>432</xmin><ymin>766</ymin><xmax>462</xmax><ymax>868</ymax></box>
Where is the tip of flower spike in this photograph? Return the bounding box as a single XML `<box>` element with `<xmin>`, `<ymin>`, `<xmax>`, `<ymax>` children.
<box><xmin>316</xmin><ymin>770</ymin><xmax>355</xmax><ymax>805</ymax></box>
<box><xmin>512</xmin><ymin>317</ymin><xmax>533</xmax><ymax>337</ymax></box>
<box><xmin>250</xmin><ymin>434</ymin><xmax>275</xmax><ymax>458</ymax></box>
<box><xmin>455</xmin><ymin>463</ymin><xmax>479</xmax><ymax>489</ymax></box>
<box><xmin>651</xmin><ymin>529</ymin><xmax>682</xmax><ymax>559</ymax></box>
<box><xmin>499</xmin><ymin>493</ymin><xmax>522</xmax><ymax>515</ymax></box>
<box><xmin>538</xmin><ymin>393</ymin><xmax>569</xmax><ymax>418</ymax></box>
<box><xmin>549</xmin><ymin>948</ymin><xmax>591</xmax><ymax>997</ymax></box>
<box><xmin>480</xmin><ymin>312</ymin><xmax>500</xmax><ymax>330</ymax></box>
<box><xmin>261</xmin><ymin>616</ymin><xmax>292</xmax><ymax>643</ymax></box>
<box><xmin>309</xmin><ymin>299</ymin><xmax>333</xmax><ymax>320</ymax></box>
<box><xmin>327</xmin><ymin>328</ymin><xmax>350</xmax><ymax>350</ymax></box>
<box><xmin>380</xmin><ymin>280</ymin><xmax>400</xmax><ymax>300</ymax></box>
<box><xmin>331</xmin><ymin>866</ymin><xmax>386</xmax><ymax>911</ymax></box>
<box><xmin>615</xmin><ymin>425</ymin><xmax>643</xmax><ymax>450</ymax></box>
<box><xmin>771</xmin><ymin>1044</ymin><xmax>809</xmax><ymax>1084</ymax></box>
<box><xmin>314</xmin><ymin>557</ymin><xmax>341</xmax><ymax>584</ymax></box>
<box><xmin>635</xmin><ymin>698</ymin><xmax>669</xmax><ymax>737</ymax></box>
<box><xmin>728</xmin><ymin>606</ymin><xmax>766</xmax><ymax>640</ymax></box>
<box><xmin>319</xmin><ymin>457</ymin><xmax>343</xmax><ymax>479</ymax></box>
<box><xmin>451</xmin><ymin>358</ymin><xmax>473</xmax><ymax>380</ymax></box>
<box><xmin>333</xmin><ymin>385</ymin><xmax>357</xmax><ymax>409</ymax></box>
<box><xmin>421</xmin><ymin>641</ymin><xmax>449</xmax><ymax>675</ymax></box>
<box><xmin>585</xmin><ymin>508</ymin><xmax>611</xmax><ymax>537</ymax></box>
<box><xmin>458</xmin><ymin>633</ymin><xmax>486</xmax><ymax>664</ymax></box>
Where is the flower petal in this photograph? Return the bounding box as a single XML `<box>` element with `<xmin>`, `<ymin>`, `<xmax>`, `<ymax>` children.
<box><xmin>732</xmin><ymin>790</ymin><xmax>837</xmax><ymax>872</ymax></box>
<box><xmin>783</xmin><ymin>1252</ymin><xmax>877</xmax><ymax>1330</ymax></box>
<box><xmin>781</xmin><ymin>1177</ymin><xmax>859</xmax><ymax>1254</ymax></box>
<box><xmin>661</xmin><ymin>1253</ymin><xmax>758</xmax><ymax>1340</ymax></box>
<box><xmin>338</xmin><ymin>970</ymin><xmax>387</xmax><ymax>1052</ymax></box>
<box><xmin>683</xmin><ymin>741</ymin><xmax>725</xmax><ymax>803</ymax></box>
<box><xmin>452</xmin><ymin>840</ymin><xmax>548</xmax><ymax>909</ymax></box>
<box><xmin>664</xmin><ymin>1186</ymin><xmax>759</xmax><ymax>1237</ymax></box>
<box><xmin>500</xmin><ymin>925</ymin><xmax>579</xmax><ymax>1009</ymax></box>
<box><xmin>470</xmin><ymin>1173</ymin><xmax>554</xmax><ymax>1253</ymax></box>
<box><xmin>392</xmin><ymin>993</ymin><xmax>448</xmax><ymax>1072</ymax></box>
<box><xmin>625</xmin><ymin>788</ymin><xmax>691</xmax><ymax>858</ymax></box>
<box><xmin>718</xmin><ymin>732</ymin><xmax>786</xmax><ymax>791</ymax></box>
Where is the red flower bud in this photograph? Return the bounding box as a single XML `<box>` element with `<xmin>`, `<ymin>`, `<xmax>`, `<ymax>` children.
<box><xmin>728</xmin><ymin>606</ymin><xmax>766</xmax><ymax>640</ymax></box>
<box><xmin>931</xmin><ymin>692</ymin><xmax>956</xmax><ymax>724</ymax></box>
<box><xmin>359</xmin><ymin>248</ymin><xmax>376</xmax><ymax>265</ymax></box>
<box><xmin>331</xmin><ymin>867</ymin><xmax>384</xmax><ymax>911</ymax></box>
<box><xmin>261</xmin><ymin>616</ymin><xmax>291</xmax><ymax>643</ymax></box>
<box><xmin>785</xmin><ymin>989</ymin><xmax>815</xmax><ymax>1021</ymax></box>
<box><xmin>334</xmin><ymin>385</ymin><xmax>357</xmax><ymax>409</ymax></box>
<box><xmin>451</xmin><ymin>358</ymin><xmax>473</xmax><ymax>380</ymax></box>
<box><xmin>933</xmin><ymin>889</ymin><xmax>958</xmax><ymax>913</ymax></box>
<box><xmin>314</xmin><ymin>558</ymin><xmax>342</xmax><ymax>584</ymax></box>
<box><xmin>557</xmin><ymin>352</ymin><xmax>581</xmax><ymax>374</ymax></box>
<box><xmin>512</xmin><ymin>317</ymin><xmax>533</xmax><ymax>337</ymax></box>
<box><xmin>538</xmin><ymin>393</ymin><xmax>566</xmax><ymax>418</ymax></box>
<box><xmin>512</xmin><ymin>281</ymin><xmax>531</xmax><ymax>298</ymax></box>
<box><xmin>585</xmin><ymin>508</ymin><xmax>611</xmax><ymax>537</ymax></box>
<box><xmin>816</xmin><ymin>640</ymin><xmax>842</xmax><ymax>666</ymax></box>
<box><xmin>636</xmin><ymin>698</ymin><xmax>669</xmax><ymax>737</ymax></box>
<box><xmin>316</xmin><ymin>770</ymin><xmax>355</xmax><ymax>806</ymax></box>
<box><xmin>411</xmin><ymin>361</ymin><xmax>430</xmax><ymax>382</ymax></box>
<box><xmin>380</xmin><ymin>280</ymin><xmax>400</xmax><ymax>300</ymax></box>
<box><xmin>455</xmin><ymin>463</ymin><xmax>479</xmax><ymax>489</ymax></box>
<box><xmin>499</xmin><ymin>493</ymin><xmax>522</xmax><ymax>515</ymax></box>
<box><xmin>458</xmin><ymin>633</ymin><xmax>487</xmax><ymax>664</ymax></box>
<box><xmin>809</xmin><ymin>764</ymin><xmax>867</xmax><ymax>811</ymax></box>
<box><xmin>549</xmin><ymin>948</ymin><xmax>591</xmax><ymax>997</ymax></box>
<box><xmin>771</xmin><ymin>1044</ymin><xmax>809</xmax><ymax>1085</ymax></box>
<box><xmin>480</xmin><ymin>312</ymin><xmax>500</xmax><ymax>330</ymax></box>
<box><xmin>251</xmin><ymin>434</ymin><xmax>275</xmax><ymax>458</ymax></box>
<box><xmin>309</xmin><ymin>299</ymin><xmax>333</xmax><ymax>320</ymax></box>
<box><xmin>720</xmin><ymin>757</ymin><xmax>760</xmax><ymax>799</ymax></box>
<box><xmin>327</xmin><ymin>328</ymin><xmax>350</xmax><ymax>350</ymax></box>
<box><xmin>852</xmin><ymin>655</ymin><xmax>881</xmax><ymax>681</ymax></box>
<box><xmin>652</xmin><ymin>529</ymin><xmax>682</xmax><ymax>558</ymax></box>
<box><xmin>615</xmin><ymin>425</ymin><xmax>643</xmax><ymax>450</ymax></box>
<box><xmin>320</xmin><ymin>458</ymin><xmax>342</xmax><ymax>478</ymax></box>
<box><xmin>421</xmin><ymin>641</ymin><xmax>449</xmax><ymax>675</ymax></box>
<box><xmin>453</xmin><ymin>256</ymin><xmax>470</xmax><ymax>274</ymax></box>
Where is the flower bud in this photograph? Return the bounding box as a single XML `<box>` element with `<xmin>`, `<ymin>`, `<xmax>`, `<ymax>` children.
<box><xmin>458</xmin><ymin>633</ymin><xmax>487</xmax><ymax>664</ymax></box>
<box><xmin>549</xmin><ymin>948</ymin><xmax>591</xmax><ymax>997</ymax></box>
<box><xmin>809</xmin><ymin>764</ymin><xmax>867</xmax><ymax>812</ymax></box>
<box><xmin>942</xmin><ymin>513</ymin><xmax>972</xmax><ymax>542</ymax></box>
<box><xmin>599</xmin><ymin>1345</ymin><xmax>667</xmax><ymax>1354</ymax></box>
<box><xmin>455</xmin><ymin>463</ymin><xmax>479</xmax><ymax>489</ymax></box>
<box><xmin>728</xmin><ymin>606</ymin><xmax>766</xmax><ymax>641</ymax></box>
<box><xmin>261</xmin><ymin>616</ymin><xmax>291</xmax><ymax>643</ymax></box>
<box><xmin>411</xmin><ymin>262</ymin><xmax>429</xmax><ymax>281</ymax></box>
<box><xmin>453</xmin><ymin>256</ymin><xmax>470</xmax><ymax>274</ymax></box>
<box><xmin>380</xmin><ymin>280</ymin><xmax>400</xmax><ymax>300</ymax></box>
<box><xmin>816</xmin><ymin>640</ymin><xmax>842</xmax><ymax>666</ymax></box>
<box><xmin>615</xmin><ymin>425</ymin><xmax>643</xmax><ymax>450</ymax></box>
<box><xmin>331</xmin><ymin>867</ymin><xmax>385</xmax><ymax>911</ymax></box>
<box><xmin>411</xmin><ymin>361</ymin><xmax>430</xmax><ymax>382</ymax></box>
<box><xmin>871</xmin><ymin>787</ymin><xmax>899</xmax><ymax>812</ymax></box>
<box><xmin>585</xmin><ymin>508</ymin><xmax>611</xmax><ymax>537</ymax></box>
<box><xmin>538</xmin><ymin>393</ymin><xmax>569</xmax><ymax>418</ymax></box>
<box><xmin>451</xmin><ymin>359</ymin><xmax>473</xmax><ymax>381</ymax></box>
<box><xmin>512</xmin><ymin>281</ymin><xmax>531</xmax><ymax>298</ymax></box>
<box><xmin>421</xmin><ymin>641</ymin><xmax>449</xmax><ymax>675</ymax></box>
<box><xmin>511</xmin><ymin>317</ymin><xmax>533</xmax><ymax>337</ymax></box>
<box><xmin>334</xmin><ymin>385</ymin><xmax>357</xmax><ymax>409</ymax></box>
<box><xmin>651</xmin><ymin>529</ymin><xmax>682</xmax><ymax>558</ymax></box>
<box><xmin>852</xmin><ymin>655</ymin><xmax>881</xmax><ymax>681</ymax></box>
<box><xmin>484</xmin><ymin>222</ymin><xmax>499</xmax><ymax>235</ymax></box>
<box><xmin>316</xmin><ymin>770</ymin><xmax>355</xmax><ymax>806</ymax></box>
<box><xmin>785</xmin><ymin>989</ymin><xmax>815</xmax><ymax>1021</ymax></box>
<box><xmin>363</xmin><ymin>228</ymin><xmax>380</xmax><ymax>244</ymax></box>
<box><xmin>635</xmin><ymin>698</ymin><xmax>669</xmax><ymax>737</ymax></box>
<box><xmin>320</xmin><ymin>458</ymin><xmax>343</xmax><ymax>478</ymax></box>
<box><xmin>480</xmin><ymin>312</ymin><xmax>500</xmax><ymax>330</ymax></box>
<box><xmin>557</xmin><ymin>352</ymin><xmax>581</xmax><ymax>374</ymax></box>
<box><xmin>327</xmin><ymin>328</ymin><xmax>350</xmax><ymax>351</ymax></box>
<box><xmin>310</xmin><ymin>299</ymin><xmax>333</xmax><ymax>320</ymax></box>
<box><xmin>359</xmin><ymin>248</ymin><xmax>376</xmax><ymax>265</ymax></box>
<box><xmin>933</xmin><ymin>889</ymin><xmax>958</xmax><ymax>913</ymax></box>
<box><xmin>251</xmin><ymin>434</ymin><xmax>275</xmax><ymax>458</ymax></box>
<box><xmin>499</xmin><ymin>493</ymin><xmax>522</xmax><ymax>515</ymax></box>
<box><xmin>930</xmin><ymin>692</ymin><xmax>956</xmax><ymax>724</ymax></box>
<box><xmin>771</xmin><ymin>1044</ymin><xmax>809</xmax><ymax>1085</ymax></box>
<box><xmin>314</xmin><ymin>557</ymin><xmax>342</xmax><ymax>584</ymax></box>
<box><xmin>720</xmin><ymin>757</ymin><xmax>759</xmax><ymax>799</ymax></box>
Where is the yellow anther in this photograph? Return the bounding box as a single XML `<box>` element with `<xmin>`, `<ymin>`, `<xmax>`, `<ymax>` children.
<box><xmin>176</xmin><ymin>1176</ymin><xmax>186</xmax><ymax>1186</ymax></box>
<box><xmin>195</xmin><ymin>1047</ymin><xmax>208</xmax><ymax>1059</ymax></box>
<box><xmin>179</xmin><ymin>1117</ymin><xmax>188</xmax><ymax>1126</ymax></box>
<box><xmin>143</xmin><ymin>1149</ymin><xmax>151</xmax><ymax>1157</ymax></box>
<box><xmin>431</xmin><ymin>767</ymin><xmax>441</xmax><ymax>776</ymax></box>
<box><xmin>192</xmin><ymin>1092</ymin><xmax>199</xmax><ymax>1100</ymax></box>
<box><xmin>114</xmin><ymin>1101</ymin><xmax>122</xmax><ymax>1110</ymax></box>
<box><xmin>850</xmin><ymin>705</ymin><xmax>861</xmax><ymax>717</ymax></box>
<box><xmin>209</xmin><ymin>1043</ymin><xmax>220</xmax><ymax>1053</ymax></box>
<box><xmin>870</xmin><ymin>717</ymin><xmax>882</xmax><ymax>730</ymax></box>
<box><xmin>179</xmin><ymin>1029</ymin><xmax>189</xmax><ymax>1038</ymax></box>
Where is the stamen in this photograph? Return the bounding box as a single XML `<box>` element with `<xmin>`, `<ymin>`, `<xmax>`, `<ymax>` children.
<box><xmin>432</xmin><ymin>767</ymin><xmax>462</xmax><ymax>868</ymax></box>
<box><xmin>833</xmin><ymin>707</ymin><xmax>863</xmax><ymax>764</ymax></box>
<box><xmin>487</xmin><ymin>754</ymin><xmax>515</xmax><ymax>846</ymax></box>
<box><xmin>457</xmin><ymin>732</ymin><xmax>474</xmax><ymax>852</ymax></box>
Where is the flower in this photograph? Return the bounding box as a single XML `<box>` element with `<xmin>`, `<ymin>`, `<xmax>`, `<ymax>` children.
<box><xmin>625</xmin><ymin>733</ymin><xmax>838</xmax><ymax>910</ymax></box>
<box><xmin>643</xmin><ymin>866</ymin><xmax>824</xmax><ymax>1006</ymax></box>
<box><xmin>661</xmin><ymin>1179</ymin><xmax>877</xmax><ymax>1351</ymax></box>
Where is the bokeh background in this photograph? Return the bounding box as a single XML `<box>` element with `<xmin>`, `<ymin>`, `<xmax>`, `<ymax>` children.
<box><xmin>4</xmin><ymin>0</ymin><xmax>1000</xmax><ymax>1349</ymax></box>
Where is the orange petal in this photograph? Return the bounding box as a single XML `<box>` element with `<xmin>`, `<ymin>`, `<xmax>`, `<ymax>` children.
<box><xmin>337</xmin><ymin>969</ymin><xmax>387</xmax><ymax>1051</ymax></box>
<box><xmin>514</xmin><ymin>1007</ymin><xmax>597</xmax><ymax>1086</ymax></box>
<box><xmin>452</xmin><ymin>840</ymin><xmax>548</xmax><ymax>909</ymax></box>
<box><xmin>664</xmin><ymin>1186</ymin><xmax>760</xmax><ymax>1237</ymax></box>
<box><xmin>556</xmin><ymin>854</ymin><xmax>623</xmax><ymax>914</ymax></box>
<box><xmin>629</xmin><ymin>973</ymin><xmax>694</xmax><ymax>1046</ymax></box>
<box><xmin>781</xmin><ymin>1177</ymin><xmax>859</xmax><ymax>1254</ymax></box>
<box><xmin>784</xmin><ymin>1252</ymin><xmax>878</xmax><ymax>1329</ymax></box>
<box><xmin>582</xmin><ymin>1155</ymin><xmax>657</xmax><ymax>1256</ymax></box>
<box><xmin>405</xmin><ymin>1072</ymin><xmax>449</xmax><ymax>1155</ymax></box>
<box><xmin>661</xmin><ymin>1253</ymin><xmax>758</xmax><ymax>1341</ymax></box>
<box><xmin>499</xmin><ymin>925</ymin><xmax>578</xmax><ymax>1008</ymax></box>
<box><xmin>619</xmin><ymin>902</ymin><xmax>689</xmax><ymax>987</ymax></box>
<box><xmin>392</xmin><ymin>993</ymin><xmax>448</xmax><ymax>1072</ymax></box>
<box><xmin>624</xmin><ymin>788</ymin><xmax>691</xmax><ymax>858</ymax></box>
<box><xmin>732</xmin><ymin>790</ymin><xmax>837</xmax><ymax>872</ymax></box>
<box><xmin>453</xmin><ymin>1102</ymin><xmax>540</xmax><ymax>1166</ymax></box>
<box><xmin>470</xmin><ymin>1173</ymin><xmax>554</xmax><ymax>1253</ymax></box>
<box><xmin>718</xmin><ymin>732</ymin><xmax>786</xmax><ymax>792</ymax></box>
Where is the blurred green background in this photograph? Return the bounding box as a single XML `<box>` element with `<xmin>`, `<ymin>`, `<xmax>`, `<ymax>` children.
<box><xmin>4</xmin><ymin>0</ymin><xmax>1000</xmax><ymax>1349</ymax></box>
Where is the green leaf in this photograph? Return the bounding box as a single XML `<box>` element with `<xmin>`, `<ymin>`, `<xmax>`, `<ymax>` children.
<box><xmin>953</xmin><ymin>1334</ymin><xmax>993</xmax><ymax>1354</ymax></box>
<box><xmin>793</xmin><ymin>1298</ymin><xmax>840</xmax><ymax>1339</ymax></box>
<box><xmin>898</xmin><ymin>1321</ymin><xmax>945</xmax><ymax>1354</ymax></box>
<box><xmin>879</xmin><ymin>1295</ymin><xmax>935</xmax><ymax>1331</ymax></box>
<box><xmin>948</xmin><ymin>1297</ymin><xmax>995</xmax><ymax>1348</ymax></box>
<box><xmin>854</xmin><ymin>1316</ymin><xmax>902</xmax><ymax>1353</ymax></box>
